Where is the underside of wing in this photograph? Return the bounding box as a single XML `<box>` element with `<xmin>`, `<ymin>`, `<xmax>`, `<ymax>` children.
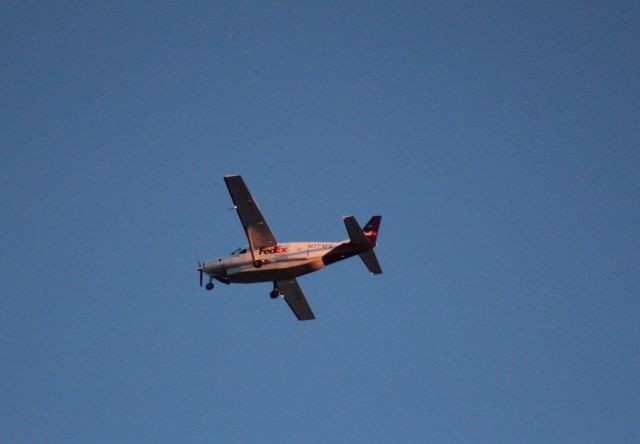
<box><xmin>277</xmin><ymin>278</ymin><xmax>316</xmax><ymax>321</ymax></box>
<box><xmin>224</xmin><ymin>175</ymin><xmax>277</xmax><ymax>253</ymax></box>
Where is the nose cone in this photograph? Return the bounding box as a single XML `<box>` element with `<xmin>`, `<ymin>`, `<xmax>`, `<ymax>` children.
<box><xmin>202</xmin><ymin>259</ymin><xmax>223</xmax><ymax>275</ymax></box>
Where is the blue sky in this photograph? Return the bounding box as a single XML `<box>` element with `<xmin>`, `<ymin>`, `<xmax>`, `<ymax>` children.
<box><xmin>2</xmin><ymin>2</ymin><xmax>639</xmax><ymax>442</ymax></box>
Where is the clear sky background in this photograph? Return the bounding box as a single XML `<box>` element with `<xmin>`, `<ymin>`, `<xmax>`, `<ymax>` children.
<box><xmin>2</xmin><ymin>2</ymin><xmax>639</xmax><ymax>442</ymax></box>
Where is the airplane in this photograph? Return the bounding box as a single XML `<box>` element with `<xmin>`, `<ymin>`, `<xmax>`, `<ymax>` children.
<box><xmin>196</xmin><ymin>175</ymin><xmax>382</xmax><ymax>321</ymax></box>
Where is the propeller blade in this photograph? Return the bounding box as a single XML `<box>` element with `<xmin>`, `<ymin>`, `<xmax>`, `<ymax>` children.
<box><xmin>196</xmin><ymin>257</ymin><xmax>204</xmax><ymax>287</ymax></box>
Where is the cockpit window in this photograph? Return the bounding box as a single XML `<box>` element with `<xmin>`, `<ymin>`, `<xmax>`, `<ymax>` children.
<box><xmin>229</xmin><ymin>247</ymin><xmax>248</xmax><ymax>255</ymax></box>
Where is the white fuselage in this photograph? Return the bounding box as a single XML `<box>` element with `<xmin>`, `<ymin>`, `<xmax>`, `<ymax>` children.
<box><xmin>202</xmin><ymin>241</ymin><xmax>347</xmax><ymax>284</ymax></box>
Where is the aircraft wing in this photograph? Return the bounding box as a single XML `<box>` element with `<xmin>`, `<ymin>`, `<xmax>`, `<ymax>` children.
<box><xmin>277</xmin><ymin>279</ymin><xmax>316</xmax><ymax>321</ymax></box>
<box><xmin>224</xmin><ymin>175</ymin><xmax>277</xmax><ymax>259</ymax></box>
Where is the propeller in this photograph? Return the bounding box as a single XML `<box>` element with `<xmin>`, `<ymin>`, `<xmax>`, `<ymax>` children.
<box><xmin>196</xmin><ymin>257</ymin><xmax>204</xmax><ymax>287</ymax></box>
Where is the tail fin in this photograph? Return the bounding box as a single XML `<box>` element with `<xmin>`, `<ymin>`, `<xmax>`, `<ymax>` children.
<box><xmin>342</xmin><ymin>215</ymin><xmax>383</xmax><ymax>275</ymax></box>
<box><xmin>363</xmin><ymin>216</ymin><xmax>381</xmax><ymax>247</ymax></box>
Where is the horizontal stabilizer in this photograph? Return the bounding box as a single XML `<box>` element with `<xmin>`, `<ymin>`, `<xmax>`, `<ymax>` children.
<box><xmin>343</xmin><ymin>216</ymin><xmax>369</xmax><ymax>245</ymax></box>
<box><xmin>359</xmin><ymin>250</ymin><xmax>383</xmax><ymax>274</ymax></box>
<box><xmin>343</xmin><ymin>215</ymin><xmax>383</xmax><ymax>274</ymax></box>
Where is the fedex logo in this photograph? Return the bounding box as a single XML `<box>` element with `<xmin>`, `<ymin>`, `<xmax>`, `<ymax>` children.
<box><xmin>258</xmin><ymin>245</ymin><xmax>288</xmax><ymax>255</ymax></box>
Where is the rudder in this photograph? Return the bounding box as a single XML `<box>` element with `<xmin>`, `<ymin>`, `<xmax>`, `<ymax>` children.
<box><xmin>363</xmin><ymin>216</ymin><xmax>381</xmax><ymax>247</ymax></box>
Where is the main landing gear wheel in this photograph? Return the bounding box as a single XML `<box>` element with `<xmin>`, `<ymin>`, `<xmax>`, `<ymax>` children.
<box><xmin>270</xmin><ymin>289</ymin><xmax>280</xmax><ymax>299</ymax></box>
<box><xmin>253</xmin><ymin>260</ymin><xmax>263</xmax><ymax>268</ymax></box>
<box><xmin>205</xmin><ymin>282</ymin><xmax>214</xmax><ymax>291</ymax></box>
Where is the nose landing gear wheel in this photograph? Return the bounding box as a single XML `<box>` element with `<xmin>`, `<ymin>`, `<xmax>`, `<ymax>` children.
<box><xmin>253</xmin><ymin>260</ymin><xmax>263</xmax><ymax>268</ymax></box>
<box><xmin>270</xmin><ymin>289</ymin><xmax>280</xmax><ymax>299</ymax></box>
<box><xmin>205</xmin><ymin>282</ymin><xmax>214</xmax><ymax>291</ymax></box>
